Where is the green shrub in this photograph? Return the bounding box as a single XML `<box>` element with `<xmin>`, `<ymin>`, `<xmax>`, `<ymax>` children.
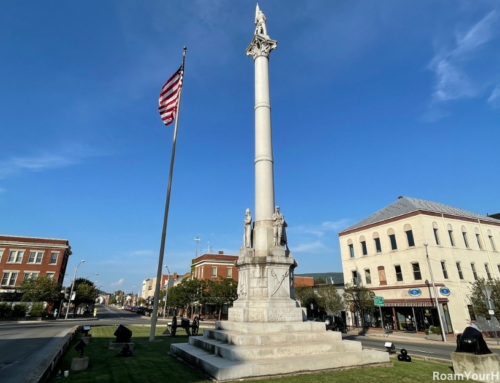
<box><xmin>29</xmin><ymin>302</ymin><xmax>47</xmax><ymax>317</ymax></box>
<box><xmin>0</xmin><ymin>302</ymin><xmax>12</xmax><ymax>317</ymax></box>
<box><xmin>429</xmin><ymin>326</ymin><xmax>441</xmax><ymax>335</ymax></box>
<box><xmin>12</xmin><ymin>303</ymin><xmax>28</xmax><ymax>317</ymax></box>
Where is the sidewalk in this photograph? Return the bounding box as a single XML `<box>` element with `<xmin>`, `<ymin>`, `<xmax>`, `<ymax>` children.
<box><xmin>350</xmin><ymin>328</ymin><xmax>500</xmax><ymax>348</ymax></box>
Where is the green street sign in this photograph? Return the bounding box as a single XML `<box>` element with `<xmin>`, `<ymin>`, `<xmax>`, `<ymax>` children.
<box><xmin>374</xmin><ymin>296</ymin><xmax>385</xmax><ymax>306</ymax></box>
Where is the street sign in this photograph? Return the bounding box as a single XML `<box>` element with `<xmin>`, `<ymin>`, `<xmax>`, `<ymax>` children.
<box><xmin>408</xmin><ymin>288</ymin><xmax>422</xmax><ymax>297</ymax></box>
<box><xmin>70</xmin><ymin>291</ymin><xmax>76</xmax><ymax>301</ymax></box>
<box><xmin>439</xmin><ymin>287</ymin><xmax>450</xmax><ymax>296</ymax></box>
<box><xmin>374</xmin><ymin>296</ymin><xmax>385</xmax><ymax>306</ymax></box>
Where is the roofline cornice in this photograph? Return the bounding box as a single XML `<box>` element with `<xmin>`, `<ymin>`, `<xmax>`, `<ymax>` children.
<box><xmin>338</xmin><ymin>210</ymin><xmax>500</xmax><ymax>237</ymax></box>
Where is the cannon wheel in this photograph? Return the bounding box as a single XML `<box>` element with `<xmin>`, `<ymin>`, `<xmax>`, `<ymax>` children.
<box><xmin>192</xmin><ymin>317</ymin><xmax>200</xmax><ymax>336</ymax></box>
<box><xmin>171</xmin><ymin>315</ymin><xmax>177</xmax><ymax>337</ymax></box>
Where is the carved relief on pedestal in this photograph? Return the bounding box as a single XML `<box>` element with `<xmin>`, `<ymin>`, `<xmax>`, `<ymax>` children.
<box><xmin>269</xmin><ymin>269</ymin><xmax>290</xmax><ymax>298</ymax></box>
<box><xmin>237</xmin><ymin>270</ymin><xmax>248</xmax><ymax>299</ymax></box>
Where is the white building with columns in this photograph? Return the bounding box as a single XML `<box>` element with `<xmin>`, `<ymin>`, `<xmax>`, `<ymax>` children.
<box><xmin>339</xmin><ymin>196</ymin><xmax>500</xmax><ymax>336</ymax></box>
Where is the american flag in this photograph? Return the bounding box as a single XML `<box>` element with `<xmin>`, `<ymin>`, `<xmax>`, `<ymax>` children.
<box><xmin>158</xmin><ymin>65</ymin><xmax>184</xmax><ymax>126</ymax></box>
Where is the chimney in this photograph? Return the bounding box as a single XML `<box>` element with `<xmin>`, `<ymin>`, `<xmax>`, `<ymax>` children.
<box><xmin>219</xmin><ymin>251</ymin><xmax>224</xmax><ymax>255</ymax></box>
<box><xmin>398</xmin><ymin>196</ymin><xmax>403</xmax><ymax>199</ymax></box>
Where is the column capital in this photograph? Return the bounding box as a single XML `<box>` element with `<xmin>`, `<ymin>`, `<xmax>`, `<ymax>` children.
<box><xmin>246</xmin><ymin>34</ymin><xmax>277</xmax><ymax>60</ymax></box>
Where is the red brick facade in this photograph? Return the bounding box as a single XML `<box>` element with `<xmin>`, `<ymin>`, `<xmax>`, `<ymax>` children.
<box><xmin>0</xmin><ymin>235</ymin><xmax>72</xmax><ymax>290</ymax></box>
<box><xmin>191</xmin><ymin>252</ymin><xmax>238</xmax><ymax>282</ymax></box>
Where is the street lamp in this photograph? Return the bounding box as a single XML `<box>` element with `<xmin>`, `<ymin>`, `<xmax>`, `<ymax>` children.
<box><xmin>84</xmin><ymin>273</ymin><xmax>98</xmax><ymax>279</ymax></box>
<box><xmin>423</xmin><ymin>243</ymin><xmax>446</xmax><ymax>342</ymax></box>
<box><xmin>65</xmin><ymin>260</ymin><xmax>85</xmax><ymax>320</ymax></box>
<box><xmin>163</xmin><ymin>265</ymin><xmax>171</xmax><ymax>319</ymax></box>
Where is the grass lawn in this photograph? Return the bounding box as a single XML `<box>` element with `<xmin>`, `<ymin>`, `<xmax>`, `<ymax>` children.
<box><xmin>51</xmin><ymin>325</ymin><xmax>464</xmax><ymax>383</ymax></box>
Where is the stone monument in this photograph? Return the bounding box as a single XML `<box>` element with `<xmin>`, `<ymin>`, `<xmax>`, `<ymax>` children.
<box><xmin>170</xmin><ymin>5</ymin><xmax>390</xmax><ymax>380</ymax></box>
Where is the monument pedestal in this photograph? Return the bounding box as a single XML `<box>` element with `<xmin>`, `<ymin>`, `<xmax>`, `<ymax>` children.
<box><xmin>451</xmin><ymin>353</ymin><xmax>500</xmax><ymax>383</ymax></box>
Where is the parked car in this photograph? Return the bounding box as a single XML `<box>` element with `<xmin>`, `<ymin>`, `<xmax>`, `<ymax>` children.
<box><xmin>136</xmin><ymin>307</ymin><xmax>146</xmax><ymax>315</ymax></box>
<box><xmin>323</xmin><ymin>315</ymin><xmax>347</xmax><ymax>333</ymax></box>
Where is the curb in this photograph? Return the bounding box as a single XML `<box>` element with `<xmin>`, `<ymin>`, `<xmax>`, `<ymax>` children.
<box><xmin>362</xmin><ymin>334</ymin><xmax>500</xmax><ymax>349</ymax></box>
<box><xmin>363</xmin><ymin>347</ymin><xmax>451</xmax><ymax>365</ymax></box>
<box><xmin>23</xmin><ymin>325</ymin><xmax>80</xmax><ymax>383</ymax></box>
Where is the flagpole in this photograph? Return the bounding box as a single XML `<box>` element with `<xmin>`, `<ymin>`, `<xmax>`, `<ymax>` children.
<box><xmin>149</xmin><ymin>46</ymin><xmax>187</xmax><ymax>342</ymax></box>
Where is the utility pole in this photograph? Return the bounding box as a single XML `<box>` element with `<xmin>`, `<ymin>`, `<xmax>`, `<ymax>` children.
<box><xmin>424</xmin><ymin>243</ymin><xmax>446</xmax><ymax>342</ymax></box>
<box><xmin>65</xmin><ymin>260</ymin><xmax>85</xmax><ymax>320</ymax></box>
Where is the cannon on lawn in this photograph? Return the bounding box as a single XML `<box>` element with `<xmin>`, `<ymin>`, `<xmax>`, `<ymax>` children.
<box><xmin>163</xmin><ymin>316</ymin><xmax>200</xmax><ymax>337</ymax></box>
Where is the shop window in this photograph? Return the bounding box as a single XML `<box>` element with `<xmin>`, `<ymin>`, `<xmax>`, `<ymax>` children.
<box><xmin>412</xmin><ymin>263</ymin><xmax>422</xmax><ymax>280</ymax></box>
<box><xmin>378</xmin><ymin>266</ymin><xmax>387</xmax><ymax>286</ymax></box>
<box><xmin>394</xmin><ymin>265</ymin><xmax>403</xmax><ymax>282</ymax></box>
<box><xmin>365</xmin><ymin>269</ymin><xmax>372</xmax><ymax>285</ymax></box>
<box><xmin>361</xmin><ymin>241</ymin><xmax>367</xmax><ymax>256</ymax></box>
<box><xmin>441</xmin><ymin>261</ymin><xmax>448</xmax><ymax>279</ymax></box>
<box><xmin>485</xmin><ymin>263</ymin><xmax>492</xmax><ymax>280</ymax></box>
<box><xmin>471</xmin><ymin>263</ymin><xmax>478</xmax><ymax>280</ymax></box>
<box><xmin>389</xmin><ymin>235</ymin><xmax>398</xmax><ymax>250</ymax></box>
<box><xmin>349</xmin><ymin>244</ymin><xmax>355</xmax><ymax>258</ymax></box>
<box><xmin>456</xmin><ymin>262</ymin><xmax>464</xmax><ymax>280</ymax></box>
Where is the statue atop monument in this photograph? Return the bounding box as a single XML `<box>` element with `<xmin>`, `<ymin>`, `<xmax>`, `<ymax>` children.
<box><xmin>272</xmin><ymin>206</ymin><xmax>288</xmax><ymax>247</ymax></box>
<box><xmin>243</xmin><ymin>208</ymin><xmax>252</xmax><ymax>248</ymax></box>
<box><xmin>254</xmin><ymin>4</ymin><xmax>268</xmax><ymax>36</ymax></box>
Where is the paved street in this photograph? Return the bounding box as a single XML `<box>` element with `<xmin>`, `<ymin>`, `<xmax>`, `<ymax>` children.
<box><xmin>0</xmin><ymin>305</ymin><xmax>149</xmax><ymax>383</ymax></box>
<box><xmin>343</xmin><ymin>333</ymin><xmax>500</xmax><ymax>360</ymax></box>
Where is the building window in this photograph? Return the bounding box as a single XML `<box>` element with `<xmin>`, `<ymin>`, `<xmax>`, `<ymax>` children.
<box><xmin>7</xmin><ymin>250</ymin><xmax>24</xmax><ymax>263</ymax></box>
<box><xmin>28</xmin><ymin>251</ymin><xmax>44</xmax><ymax>264</ymax></box>
<box><xmin>49</xmin><ymin>252</ymin><xmax>58</xmax><ymax>265</ymax></box>
<box><xmin>448</xmin><ymin>230</ymin><xmax>455</xmax><ymax>246</ymax></box>
<box><xmin>365</xmin><ymin>269</ymin><xmax>372</xmax><ymax>284</ymax></box>
<box><xmin>456</xmin><ymin>262</ymin><xmax>464</xmax><ymax>280</ymax></box>
<box><xmin>471</xmin><ymin>263</ymin><xmax>478</xmax><ymax>280</ymax></box>
<box><xmin>0</xmin><ymin>249</ymin><xmax>4</xmax><ymax>262</ymax></box>
<box><xmin>361</xmin><ymin>241</ymin><xmax>367</xmax><ymax>256</ymax></box>
<box><xmin>351</xmin><ymin>270</ymin><xmax>358</xmax><ymax>285</ymax></box>
<box><xmin>389</xmin><ymin>234</ymin><xmax>398</xmax><ymax>250</ymax></box>
<box><xmin>202</xmin><ymin>267</ymin><xmax>204</xmax><ymax>279</ymax></box>
<box><xmin>1</xmin><ymin>272</ymin><xmax>18</xmax><ymax>286</ymax></box>
<box><xmin>374</xmin><ymin>238</ymin><xmax>382</xmax><ymax>253</ymax></box>
<box><xmin>46</xmin><ymin>273</ymin><xmax>55</xmax><ymax>279</ymax></box>
<box><xmin>489</xmin><ymin>236</ymin><xmax>496</xmax><ymax>251</ymax></box>
<box><xmin>485</xmin><ymin>264</ymin><xmax>492</xmax><ymax>280</ymax></box>
<box><xmin>405</xmin><ymin>230</ymin><xmax>415</xmax><ymax>247</ymax></box>
<box><xmin>212</xmin><ymin>267</ymin><xmax>217</xmax><ymax>278</ymax></box>
<box><xmin>433</xmin><ymin>229</ymin><xmax>440</xmax><ymax>245</ymax></box>
<box><xmin>476</xmin><ymin>234</ymin><xmax>483</xmax><ymax>249</ymax></box>
<box><xmin>441</xmin><ymin>261</ymin><xmax>448</xmax><ymax>279</ymax></box>
<box><xmin>394</xmin><ymin>265</ymin><xmax>403</xmax><ymax>282</ymax></box>
<box><xmin>349</xmin><ymin>244</ymin><xmax>355</xmax><ymax>258</ymax></box>
<box><xmin>24</xmin><ymin>272</ymin><xmax>39</xmax><ymax>280</ymax></box>
<box><xmin>227</xmin><ymin>267</ymin><xmax>232</xmax><ymax>278</ymax></box>
<box><xmin>463</xmin><ymin>232</ymin><xmax>469</xmax><ymax>248</ymax></box>
<box><xmin>378</xmin><ymin>266</ymin><xmax>387</xmax><ymax>286</ymax></box>
<box><xmin>412</xmin><ymin>263</ymin><xmax>422</xmax><ymax>280</ymax></box>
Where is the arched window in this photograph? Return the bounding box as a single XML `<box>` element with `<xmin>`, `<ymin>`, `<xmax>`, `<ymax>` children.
<box><xmin>373</xmin><ymin>232</ymin><xmax>382</xmax><ymax>253</ymax></box>
<box><xmin>485</xmin><ymin>263</ymin><xmax>492</xmax><ymax>280</ymax></box>
<box><xmin>404</xmin><ymin>223</ymin><xmax>415</xmax><ymax>247</ymax></box>
<box><xmin>447</xmin><ymin>224</ymin><xmax>455</xmax><ymax>247</ymax></box>
<box><xmin>359</xmin><ymin>235</ymin><xmax>367</xmax><ymax>256</ymax></box>
<box><xmin>347</xmin><ymin>239</ymin><xmax>354</xmax><ymax>258</ymax></box>
<box><xmin>474</xmin><ymin>228</ymin><xmax>483</xmax><ymax>249</ymax></box>
<box><xmin>433</xmin><ymin>222</ymin><xmax>440</xmax><ymax>245</ymax></box>
<box><xmin>487</xmin><ymin>229</ymin><xmax>496</xmax><ymax>251</ymax></box>
<box><xmin>461</xmin><ymin>226</ymin><xmax>469</xmax><ymax>248</ymax></box>
<box><xmin>387</xmin><ymin>228</ymin><xmax>397</xmax><ymax>250</ymax></box>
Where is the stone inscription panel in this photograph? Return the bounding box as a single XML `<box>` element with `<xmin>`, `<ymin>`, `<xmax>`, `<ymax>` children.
<box><xmin>267</xmin><ymin>308</ymin><xmax>303</xmax><ymax>322</ymax></box>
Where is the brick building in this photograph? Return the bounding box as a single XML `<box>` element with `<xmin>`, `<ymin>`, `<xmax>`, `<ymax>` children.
<box><xmin>0</xmin><ymin>235</ymin><xmax>72</xmax><ymax>301</ymax></box>
<box><xmin>191</xmin><ymin>251</ymin><xmax>238</xmax><ymax>281</ymax></box>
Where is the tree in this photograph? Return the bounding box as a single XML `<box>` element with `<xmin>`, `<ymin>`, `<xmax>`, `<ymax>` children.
<box><xmin>314</xmin><ymin>277</ymin><xmax>326</xmax><ymax>285</ymax></box>
<box><xmin>168</xmin><ymin>278</ymin><xmax>206</xmax><ymax>317</ymax></box>
<box><xmin>343</xmin><ymin>283</ymin><xmax>374</xmax><ymax>330</ymax></box>
<box><xmin>469</xmin><ymin>278</ymin><xmax>500</xmax><ymax>320</ymax></box>
<box><xmin>316</xmin><ymin>285</ymin><xmax>345</xmax><ymax>315</ymax></box>
<box><xmin>205</xmin><ymin>277</ymin><xmax>238</xmax><ymax>320</ymax></box>
<box><xmin>19</xmin><ymin>276</ymin><xmax>61</xmax><ymax>304</ymax></box>
<box><xmin>71</xmin><ymin>278</ymin><xmax>99</xmax><ymax>316</ymax></box>
<box><xmin>295</xmin><ymin>286</ymin><xmax>317</xmax><ymax>308</ymax></box>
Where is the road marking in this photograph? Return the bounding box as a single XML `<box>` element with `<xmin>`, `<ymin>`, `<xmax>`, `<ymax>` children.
<box><xmin>403</xmin><ymin>348</ymin><xmax>435</xmax><ymax>354</ymax></box>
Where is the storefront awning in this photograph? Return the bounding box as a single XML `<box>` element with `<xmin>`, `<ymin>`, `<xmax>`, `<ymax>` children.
<box><xmin>382</xmin><ymin>298</ymin><xmax>448</xmax><ymax>308</ymax></box>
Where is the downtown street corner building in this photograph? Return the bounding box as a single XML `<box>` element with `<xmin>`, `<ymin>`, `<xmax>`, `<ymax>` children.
<box><xmin>0</xmin><ymin>235</ymin><xmax>72</xmax><ymax>303</ymax></box>
<box><xmin>339</xmin><ymin>196</ymin><xmax>500</xmax><ymax>336</ymax></box>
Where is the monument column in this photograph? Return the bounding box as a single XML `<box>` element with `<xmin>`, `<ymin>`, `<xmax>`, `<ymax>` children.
<box><xmin>246</xmin><ymin>5</ymin><xmax>278</xmax><ymax>256</ymax></box>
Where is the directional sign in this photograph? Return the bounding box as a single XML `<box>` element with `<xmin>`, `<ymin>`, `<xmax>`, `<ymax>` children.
<box><xmin>374</xmin><ymin>296</ymin><xmax>385</xmax><ymax>306</ymax></box>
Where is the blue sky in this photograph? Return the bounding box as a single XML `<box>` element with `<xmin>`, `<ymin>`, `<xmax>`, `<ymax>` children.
<box><xmin>1</xmin><ymin>1</ymin><xmax>499</xmax><ymax>293</ymax></box>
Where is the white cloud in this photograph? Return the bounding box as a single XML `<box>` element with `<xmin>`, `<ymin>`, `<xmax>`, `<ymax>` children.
<box><xmin>111</xmin><ymin>278</ymin><xmax>124</xmax><ymax>287</ymax></box>
<box><xmin>488</xmin><ymin>86</ymin><xmax>500</xmax><ymax>109</ymax></box>
<box><xmin>293</xmin><ymin>241</ymin><xmax>327</xmax><ymax>253</ymax></box>
<box><xmin>0</xmin><ymin>143</ymin><xmax>107</xmax><ymax>182</ymax></box>
<box><xmin>426</xmin><ymin>10</ymin><xmax>499</xmax><ymax>119</ymax></box>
